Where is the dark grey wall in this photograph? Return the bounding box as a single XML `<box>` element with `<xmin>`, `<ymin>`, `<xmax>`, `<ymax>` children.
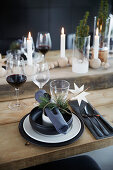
<box><xmin>0</xmin><ymin>0</ymin><xmax>112</xmax><ymax>54</ymax></box>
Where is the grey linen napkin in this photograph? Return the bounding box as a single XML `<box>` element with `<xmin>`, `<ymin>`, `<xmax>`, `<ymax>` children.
<box><xmin>35</xmin><ymin>89</ymin><xmax>46</xmax><ymax>103</ymax></box>
<box><xmin>45</xmin><ymin>107</ymin><xmax>69</xmax><ymax>134</ymax></box>
<box><xmin>35</xmin><ymin>90</ymin><xmax>69</xmax><ymax>134</ymax></box>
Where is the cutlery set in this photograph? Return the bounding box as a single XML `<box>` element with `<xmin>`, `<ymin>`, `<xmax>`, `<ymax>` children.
<box><xmin>68</xmin><ymin>100</ymin><xmax>113</xmax><ymax>139</ymax></box>
<box><xmin>81</xmin><ymin>106</ymin><xmax>109</xmax><ymax>137</ymax></box>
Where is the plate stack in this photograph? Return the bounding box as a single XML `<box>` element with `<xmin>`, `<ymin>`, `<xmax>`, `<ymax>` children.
<box><xmin>19</xmin><ymin>106</ymin><xmax>84</xmax><ymax>147</ymax></box>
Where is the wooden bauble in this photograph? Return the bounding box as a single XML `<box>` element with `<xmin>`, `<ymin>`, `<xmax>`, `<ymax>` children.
<box><xmin>53</xmin><ymin>61</ymin><xmax>59</xmax><ymax>67</ymax></box>
<box><xmin>89</xmin><ymin>58</ymin><xmax>101</xmax><ymax>69</ymax></box>
<box><xmin>57</xmin><ymin>57</ymin><xmax>68</xmax><ymax>67</ymax></box>
<box><xmin>104</xmin><ymin>62</ymin><xmax>110</xmax><ymax>69</ymax></box>
<box><xmin>68</xmin><ymin>57</ymin><xmax>72</xmax><ymax>66</ymax></box>
<box><xmin>49</xmin><ymin>63</ymin><xmax>55</xmax><ymax>69</ymax></box>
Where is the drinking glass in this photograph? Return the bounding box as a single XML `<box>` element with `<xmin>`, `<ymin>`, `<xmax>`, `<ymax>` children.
<box><xmin>33</xmin><ymin>62</ymin><xmax>50</xmax><ymax>89</ymax></box>
<box><xmin>36</xmin><ymin>32</ymin><xmax>52</xmax><ymax>58</ymax></box>
<box><xmin>50</xmin><ymin>80</ymin><xmax>70</xmax><ymax>103</ymax></box>
<box><xmin>6</xmin><ymin>53</ymin><xmax>27</xmax><ymax>111</ymax></box>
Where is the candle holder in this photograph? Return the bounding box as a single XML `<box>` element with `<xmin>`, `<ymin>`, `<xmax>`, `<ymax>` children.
<box><xmin>72</xmin><ymin>35</ymin><xmax>90</xmax><ymax>73</ymax></box>
<box><xmin>93</xmin><ymin>16</ymin><xmax>110</xmax><ymax>63</ymax></box>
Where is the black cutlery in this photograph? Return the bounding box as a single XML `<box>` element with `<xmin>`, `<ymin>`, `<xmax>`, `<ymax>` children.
<box><xmin>82</xmin><ymin>106</ymin><xmax>104</xmax><ymax>137</ymax></box>
<box><xmin>86</xmin><ymin>104</ymin><xmax>109</xmax><ymax>136</ymax></box>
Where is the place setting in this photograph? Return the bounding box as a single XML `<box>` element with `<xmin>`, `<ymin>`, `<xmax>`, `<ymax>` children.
<box><xmin>18</xmin><ymin>75</ymin><xmax>113</xmax><ymax>147</ymax></box>
<box><xmin>18</xmin><ymin>80</ymin><xmax>85</xmax><ymax>147</ymax></box>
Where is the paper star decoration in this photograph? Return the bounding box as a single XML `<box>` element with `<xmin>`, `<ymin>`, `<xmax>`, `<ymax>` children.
<box><xmin>69</xmin><ymin>83</ymin><xmax>90</xmax><ymax>106</ymax></box>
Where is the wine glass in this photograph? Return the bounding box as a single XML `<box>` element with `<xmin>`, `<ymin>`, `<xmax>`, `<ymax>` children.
<box><xmin>6</xmin><ymin>53</ymin><xmax>27</xmax><ymax>111</ymax></box>
<box><xmin>33</xmin><ymin>62</ymin><xmax>50</xmax><ymax>89</ymax></box>
<box><xmin>36</xmin><ymin>32</ymin><xmax>52</xmax><ymax>58</ymax></box>
<box><xmin>32</xmin><ymin>62</ymin><xmax>50</xmax><ymax>105</ymax></box>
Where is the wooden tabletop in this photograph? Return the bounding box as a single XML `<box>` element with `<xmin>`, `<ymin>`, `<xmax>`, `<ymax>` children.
<box><xmin>0</xmin><ymin>87</ymin><xmax>113</xmax><ymax>170</ymax></box>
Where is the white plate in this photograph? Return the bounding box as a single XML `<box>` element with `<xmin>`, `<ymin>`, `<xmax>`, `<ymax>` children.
<box><xmin>23</xmin><ymin>114</ymin><xmax>81</xmax><ymax>143</ymax></box>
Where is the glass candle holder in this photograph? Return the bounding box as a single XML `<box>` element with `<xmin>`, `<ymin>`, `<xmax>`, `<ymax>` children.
<box><xmin>93</xmin><ymin>16</ymin><xmax>110</xmax><ymax>63</ymax></box>
<box><xmin>72</xmin><ymin>35</ymin><xmax>90</xmax><ymax>73</ymax></box>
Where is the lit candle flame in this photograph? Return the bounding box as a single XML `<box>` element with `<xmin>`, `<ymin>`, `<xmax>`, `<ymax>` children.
<box><xmin>28</xmin><ymin>32</ymin><xmax>31</xmax><ymax>39</ymax></box>
<box><xmin>61</xmin><ymin>27</ymin><xmax>64</xmax><ymax>34</ymax></box>
<box><xmin>100</xmin><ymin>25</ymin><xmax>102</xmax><ymax>33</ymax></box>
<box><xmin>96</xmin><ymin>28</ymin><xmax>99</xmax><ymax>36</ymax></box>
<box><xmin>97</xmin><ymin>19</ymin><xmax>99</xmax><ymax>27</ymax></box>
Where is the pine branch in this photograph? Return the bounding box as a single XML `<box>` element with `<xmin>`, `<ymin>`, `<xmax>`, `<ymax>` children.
<box><xmin>76</xmin><ymin>11</ymin><xmax>89</xmax><ymax>38</ymax></box>
<box><xmin>97</xmin><ymin>0</ymin><xmax>109</xmax><ymax>34</ymax></box>
<box><xmin>38</xmin><ymin>95</ymin><xmax>70</xmax><ymax>114</ymax></box>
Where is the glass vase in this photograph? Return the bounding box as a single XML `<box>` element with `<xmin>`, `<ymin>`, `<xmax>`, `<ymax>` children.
<box><xmin>72</xmin><ymin>35</ymin><xmax>90</xmax><ymax>73</ymax></box>
<box><xmin>93</xmin><ymin>16</ymin><xmax>110</xmax><ymax>63</ymax></box>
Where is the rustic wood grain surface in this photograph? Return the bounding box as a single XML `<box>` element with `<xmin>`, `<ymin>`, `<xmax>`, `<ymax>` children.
<box><xmin>0</xmin><ymin>88</ymin><xmax>113</xmax><ymax>170</ymax></box>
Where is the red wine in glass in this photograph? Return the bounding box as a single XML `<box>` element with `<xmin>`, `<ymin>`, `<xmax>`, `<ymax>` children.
<box><xmin>6</xmin><ymin>74</ymin><xmax>27</xmax><ymax>89</ymax></box>
<box><xmin>36</xmin><ymin>32</ymin><xmax>52</xmax><ymax>58</ymax></box>
<box><xmin>37</xmin><ymin>45</ymin><xmax>50</xmax><ymax>55</ymax></box>
<box><xmin>6</xmin><ymin>54</ymin><xmax>27</xmax><ymax>111</ymax></box>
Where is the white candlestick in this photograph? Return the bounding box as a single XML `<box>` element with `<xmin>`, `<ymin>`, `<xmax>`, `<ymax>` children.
<box><xmin>94</xmin><ymin>28</ymin><xmax>99</xmax><ymax>59</ymax></box>
<box><xmin>27</xmin><ymin>32</ymin><xmax>33</xmax><ymax>65</ymax></box>
<box><xmin>60</xmin><ymin>27</ymin><xmax>66</xmax><ymax>58</ymax></box>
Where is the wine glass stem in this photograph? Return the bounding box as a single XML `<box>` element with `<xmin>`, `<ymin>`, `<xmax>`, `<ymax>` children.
<box><xmin>15</xmin><ymin>88</ymin><xmax>20</xmax><ymax>106</ymax></box>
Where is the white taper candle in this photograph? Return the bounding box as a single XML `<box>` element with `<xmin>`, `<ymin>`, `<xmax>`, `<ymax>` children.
<box><xmin>60</xmin><ymin>27</ymin><xmax>66</xmax><ymax>58</ymax></box>
<box><xmin>27</xmin><ymin>32</ymin><xmax>33</xmax><ymax>65</ymax></box>
<box><xmin>94</xmin><ymin>28</ymin><xmax>99</xmax><ymax>59</ymax></box>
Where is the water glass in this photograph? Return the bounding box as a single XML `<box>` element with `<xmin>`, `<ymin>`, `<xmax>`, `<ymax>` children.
<box><xmin>50</xmin><ymin>80</ymin><xmax>70</xmax><ymax>103</ymax></box>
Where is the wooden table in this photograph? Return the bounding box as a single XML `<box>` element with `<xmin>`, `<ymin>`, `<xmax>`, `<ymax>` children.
<box><xmin>0</xmin><ymin>87</ymin><xmax>113</xmax><ymax>170</ymax></box>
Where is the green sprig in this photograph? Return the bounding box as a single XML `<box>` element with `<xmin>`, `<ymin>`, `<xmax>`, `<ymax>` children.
<box><xmin>76</xmin><ymin>11</ymin><xmax>89</xmax><ymax>38</ymax></box>
<box><xmin>97</xmin><ymin>0</ymin><xmax>109</xmax><ymax>34</ymax></box>
<box><xmin>38</xmin><ymin>95</ymin><xmax>70</xmax><ymax>115</ymax></box>
<box><xmin>75</xmin><ymin>11</ymin><xmax>90</xmax><ymax>52</ymax></box>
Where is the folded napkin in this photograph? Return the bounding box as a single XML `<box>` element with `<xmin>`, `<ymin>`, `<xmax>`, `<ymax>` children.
<box><xmin>45</xmin><ymin>107</ymin><xmax>69</xmax><ymax>134</ymax></box>
<box><xmin>35</xmin><ymin>89</ymin><xmax>69</xmax><ymax>134</ymax></box>
<box><xmin>35</xmin><ymin>89</ymin><xmax>46</xmax><ymax>103</ymax></box>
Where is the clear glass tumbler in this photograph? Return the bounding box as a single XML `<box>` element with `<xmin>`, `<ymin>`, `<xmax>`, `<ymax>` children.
<box><xmin>50</xmin><ymin>80</ymin><xmax>70</xmax><ymax>103</ymax></box>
